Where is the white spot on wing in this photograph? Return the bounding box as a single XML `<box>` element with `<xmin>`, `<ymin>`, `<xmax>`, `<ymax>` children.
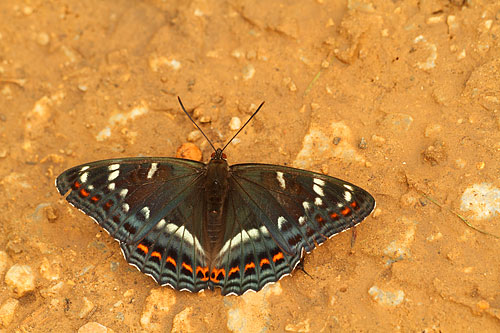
<box><xmin>80</xmin><ymin>166</ymin><xmax>90</xmax><ymax>172</ymax></box>
<box><xmin>303</xmin><ymin>201</ymin><xmax>312</xmax><ymax>212</ymax></box>
<box><xmin>344</xmin><ymin>191</ymin><xmax>352</xmax><ymax>202</ymax></box>
<box><xmin>259</xmin><ymin>225</ymin><xmax>269</xmax><ymax>237</ymax></box>
<box><xmin>278</xmin><ymin>216</ymin><xmax>287</xmax><ymax>230</ymax></box>
<box><xmin>165</xmin><ymin>223</ymin><xmax>178</xmax><ymax>234</ymax></box>
<box><xmin>122</xmin><ymin>203</ymin><xmax>130</xmax><ymax>212</ymax></box>
<box><xmin>80</xmin><ymin>172</ymin><xmax>89</xmax><ymax>183</ymax></box>
<box><xmin>108</xmin><ymin>170</ymin><xmax>119</xmax><ymax>181</ymax></box>
<box><xmin>120</xmin><ymin>189</ymin><xmax>128</xmax><ymax>198</ymax></box>
<box><xmin>140</xmin><ymin>207</ymin><xmax>150</xmax><ymax>220</ymax></box>
<box><xmin>164</xmin><ymin>223</ymin><xmax>205</xmax><ymax>255</ymax></box>
<box><xmin>315</xmin><ymin>197</ymin><xmax>323</xmax><ymax>206</ymax></box>
<box><xmin>218</xmin><ymin>226</ymin><xmax>270</xmax><ymax>257</ymax></box>
<box><xmin>147</xmin><ymin>163</ymin><xmax>158</xmax><ymax>179</ymax></box>
<box><xmin>298</xmin><ymin>216</ymin><xmax>306</xmax><ymax>225</ymax></box>
<box><xmin>313</xmin><ymin>184</ymin><xmax>324</xmax><ymax>197</ymax></box>
<box><xmin>343</xmin><ymin>184</ymin><xmax>354</xmax><ymax>191</ymax></box>
<box><xmin>108</xmin><ymin>182</ymin><xmax>115</xmax><ymax>191</ymax></box>
<box><xmin>87</xmin><ymin>185</ymin><xmax>94</xmax><ymax>190</ymax></box>
<box><xmin>155</xmin><ymin>218</ymin><xmax>166</xmax><ymax>230</ymax></box>
<box><xmin>314</xmin><ymin>178</ymin><xmax>325</xmax><ymax>186</ymax></box>
<box><xmin>276</xmin><ymin>171</ymin><xmax>286</xmax><ymax>190</ymax></box>
<box><xmin>108</xmin><ymin>164</ymin><xmax>120</xmax><ymax>171</ymax></box>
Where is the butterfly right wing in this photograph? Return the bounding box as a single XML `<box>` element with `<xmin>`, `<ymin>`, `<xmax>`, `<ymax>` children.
<box><xmin>209</xmin><ymin>163</ymin><xmax>375</xmax><ymax>295</ymax></box>
<box><xmin>56</xmin><ymin>157</ymin><xmax>211</xmax><ymax>292</ymax></box>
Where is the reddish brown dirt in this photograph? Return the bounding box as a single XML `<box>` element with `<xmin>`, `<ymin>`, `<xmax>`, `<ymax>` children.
<box><xmin>0</xmin><ymin>0</ymin><xmax>499</xmax><ymax>332</ymax></box>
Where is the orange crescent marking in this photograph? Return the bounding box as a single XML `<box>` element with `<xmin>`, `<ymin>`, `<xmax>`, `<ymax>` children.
<box><xmin>151</xmin><ymin>251</ymin><xmax>162</xmax><ymax>260</ymax></box>
<box><xmin>182</xmin><ymin>262</ymin><xmax>193</xmax><ymax>273</ymax></box>
<box><xmin>196</xmin><ymin>266</ymin><xmax>209</xmax><ymax>281</ymax></box>
<box><xmin>315</xmin><ymin>215</ymin><xmax>324</xmax><ymax>223</ymax></box>
<box><xmin>90</xmin><ymin>195</ymin><xmax>100</xmax><ymax>203</ymax></box>
<box><xmin>104</xmin><ymin>200</ymin><xmax>113</xmax><ymax>209</ymax></box>
<box><xmin>166</xmin><ymin>256</ymin><xmax>176</xmax><ymax>267</ymax></box>
<box><xmin>245</xmin><ymin>262</ymin><xmax>256</xmax><ymax>271</ymax></box>
<box><xmin>137</xmin><ymin>243</ymin><xmax>149</xmax><ymax>254</ymax></box>
<box><xmin>228</xmin><ymin>266</ymin><xmax>240</xmax><ymax>276</ymax></box>
<box><xmin>80</xmin><ymin>189</ymin><xmax>90</xmax><ymax>197</ymax></box>
<box><xmin>260</xmin><ymin>258</ymin><xmax>271</xmax><ymax>267</ymax></box>
<box><xmin>330</xmin><ymin>212</ymin><xmax>338</xmax><ymax>219</ymax></box>
<box><xmin>273</xmin><ymin>252</ymin><xmax>284</xmax><ymax>262</ymax></box>
<box><xmin>350</xmin><ymin>201</ymin><xmax>358</xmax><ymax>208</ymax></box>
<box><xmin>74</xmin><ymin>181</ymin><xmax>81</xmax><ymax>189</ymax></box>
<box><xmin>341</xmin><ymin>207</ymin><xmax>351</xmax><ymax>216</ymax></box>
<box><xmin>210</xmin><ymin>268</ymin><xmax>226</xmax><ymax>283</ymax></box>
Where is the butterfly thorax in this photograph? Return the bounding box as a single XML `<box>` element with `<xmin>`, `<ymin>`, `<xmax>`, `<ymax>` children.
<box><xmin>204</xmin><ymin>155</ymin><xmax>230</xmax><ymax>255</ymax></box>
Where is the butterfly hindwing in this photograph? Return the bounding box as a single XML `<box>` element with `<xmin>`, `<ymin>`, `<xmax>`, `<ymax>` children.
<box><xmin>210</xmin><ymin>183</ymin><xmax>300</xmax><ymax>295</ymax></box>
<box><xmin>120</xmin><ymin>182</ymin><xmax>210</xmax><ymax>292</ymax></box>
<box><xmin>56</xmin><ymin>157</ymin><xmax>210</xmax><ymax>292</ymax></box>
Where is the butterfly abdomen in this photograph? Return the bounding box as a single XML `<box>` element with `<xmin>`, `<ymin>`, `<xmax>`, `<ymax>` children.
<box><xmin>204</xmin><ymin>159</ymin><xmax>230</xmax><ymax>253</ymax></box>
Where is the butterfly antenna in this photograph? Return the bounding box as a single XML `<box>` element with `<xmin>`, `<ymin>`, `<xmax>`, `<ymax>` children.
<box><xmin>177</xmin><ymin>97</ymin><xmax>217</xmax><ymax>152</ymax></box>
<box><xmin>221</xmin><ymin>101</ymin><xmax>265</xmax><ymax>152</ymax></box>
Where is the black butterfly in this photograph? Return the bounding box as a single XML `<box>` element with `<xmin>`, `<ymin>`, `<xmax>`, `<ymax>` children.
<box><xmin>56</xmin><ymin>97</ymin><xmax>375</xmax><ymax>296</ymax></box>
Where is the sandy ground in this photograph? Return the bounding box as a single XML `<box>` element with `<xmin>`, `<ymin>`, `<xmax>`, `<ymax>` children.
<box><xmin>0</xmin><ymin>0</ymin><xmax>499</xmax><ymax>332</ymax></box>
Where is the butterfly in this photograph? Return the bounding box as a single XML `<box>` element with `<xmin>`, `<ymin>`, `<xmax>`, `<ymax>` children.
<box><xmin>56</xmin><ymin>97</ymin><xmax>375</xmax><ymax>296</ymax></box>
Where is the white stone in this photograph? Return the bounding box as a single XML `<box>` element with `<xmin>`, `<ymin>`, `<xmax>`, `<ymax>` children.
<box><xmin>229</xmin><ymin>117</ymin><xmax>241</xmax><ymax>131</ymax></box>
<box><xmin>5</xmin><ymin>264</ymin><xmax>36</xmax><ymax>297</ymax></box>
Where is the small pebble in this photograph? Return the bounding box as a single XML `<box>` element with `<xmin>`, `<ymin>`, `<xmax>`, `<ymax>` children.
<box><xmin>422</xmin><ymin>141</ymin><xmax>447</xmax><ymax>165</ymax></box>
<box><xmin>5</xmin><ymin>264</ymin><xmax>36</xmax><ymax>297</ymax></box>
<box><xmin>39</xmin><ymin>257</ymin><xmax>61</xmax><ymax>281</ymax></box>
<box><xmin>358</xmin><ymin>137</ymin><xmax>368</xmax><ymax>149</ymax></box>
<box><xmin>22</xmin><ymin>6</ymin><xmax>33</xmax><ymax>15</ymax></box>
<box><xmin>176</xmin><ymin>143</ymin><xmax>202</xmax><ymax>161</ymax></box>
<box><xmin>36</xmin><ymin>32</ymin><xmax>50</xmax><ymax>46</ymax></box>
<box><xmin>476</xmin><ymin>161</ymin><xmax>485</xmax><ymax>170</ymax></box>
<box><xmin>199</xmin><ymin>116</ymin><xmax>211</xmax><ymax>123</ymax></box>
<box><xmin>242</xmin><ymin>64</ymin><xmax>255</xmax><ymax>80</ymax></box>
<box><xmin>123</xmin><ymin>289</ymin><xmax>134</xmax><ymax>298</ymax></box>
<box><xmin>476</xmin><ymin>300</ymin><xmax>490</xmax><ymax>311</ymax></box>
<box><xmin>333</xmin><ymin>137</ymin><xmax>341</xmax><ymax>145</ymax></box>
<box><xmin>320</xmin><ymin>164</ymin><xmax>329</xmax><ymax>174</ymax></box>
<box><xmin>229</xmin><ymin>117</ymin><xmax>241</xmax><ymax>131</ymax></box>
<box><xmin>43</xmin><ymin>205</ymin><xmax>58</xmax><ymax>223</ymax></box>
<box><xmin>0</xmin><ymin>298</ymin><xmax>19</xmax><ymax>327</ymax></box>
<box><xmin>79</xmin><ymin>297</ymin><xmax>95</xmax><ymax>319</ymax></box>
<box><xmin>78</xmin><ymin>84</ymin><xmax>88</xmax><ymax>92</ymax></box>
<box><xmin>187</xmin><ymin>130</ymin><xmax>202</xmax><ymax>142</ymax></box>
<box><xmin>368</xmin><ymin>286</ymin><xmax>405</xmax><ymax>306</ymax></box>
<box><xmin>310</xmin><ymin>103</ymin><xmax>320</xmax><ymax>112</ymax></box>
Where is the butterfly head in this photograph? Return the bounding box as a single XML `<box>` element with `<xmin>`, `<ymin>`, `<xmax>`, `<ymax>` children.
<box><xmin>211</xmin><ymin>148</ymin><xmax>227</xmax><ymax>160</ymax></box>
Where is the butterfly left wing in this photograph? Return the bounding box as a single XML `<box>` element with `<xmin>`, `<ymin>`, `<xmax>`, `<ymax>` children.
<box><xmin>56</xmin><ymin>157</ymin><xmax>211</xmax><ymax>292</ymax></box>
<box><xmin>210</xmin><ymin>163</ymin><xmax>375</xmax><ymax>295</ymax></box>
